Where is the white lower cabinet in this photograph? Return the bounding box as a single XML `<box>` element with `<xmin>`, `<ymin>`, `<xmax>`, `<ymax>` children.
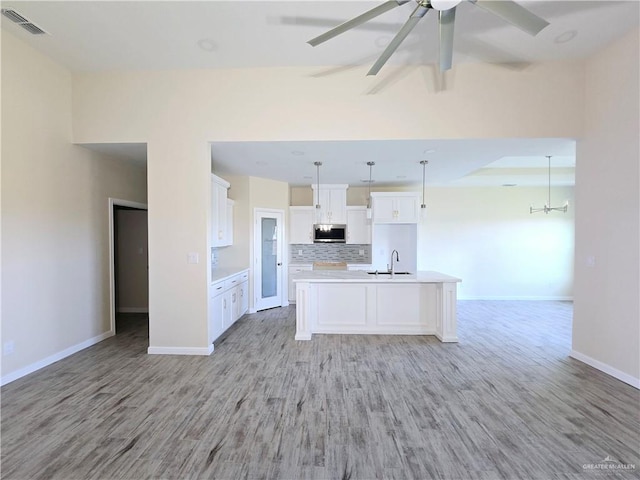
<box><xmin>209</xmin><ymin>283</ymin><xmax>225</xmax><ymax>344</ymax></box>
<box><xmin>209</xmin><ymin>269</ymin><xmax>249</xmax><ymax>344</ymax></box>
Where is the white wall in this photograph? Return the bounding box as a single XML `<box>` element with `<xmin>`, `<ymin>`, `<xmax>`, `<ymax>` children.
<box><xmin>421</xmin><ymin>186</ymin><xmax>574</xmax><ymax>300</ymax></box>
<box><xmin>572</xmin><ymin>28</ymin><xmax>640</xmax><ymax>387</ymax></box>
<box><xmin>372</xmin><ymin>224</ymin><xmax>418</xmax><ymax>273</ymax></box>
<box><xmin>1</xmin><ymin>31</ymin><xmax>147</xmax><ymax>382</ymax></box>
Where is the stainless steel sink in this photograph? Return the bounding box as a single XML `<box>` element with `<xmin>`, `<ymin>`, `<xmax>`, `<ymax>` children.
<box><xmin>367</xmin><ymin>271</ymin><xmax>412</xmax><ymax>275</ymax></box>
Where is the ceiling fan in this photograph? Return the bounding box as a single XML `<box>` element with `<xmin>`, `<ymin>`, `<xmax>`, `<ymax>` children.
<box><xmin>307</xmin><ymin>0</ymin><xmax>549</xmax><ymax>74</ymax></box>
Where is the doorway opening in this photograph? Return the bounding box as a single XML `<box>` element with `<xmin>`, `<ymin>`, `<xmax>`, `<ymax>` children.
<box><xmin>109</xmin><ymin>198</ymin><xmax>148</xmax><ymax>336</ymax></box>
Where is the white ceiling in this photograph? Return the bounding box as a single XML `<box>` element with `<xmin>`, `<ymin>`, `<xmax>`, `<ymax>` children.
<box><xmin>7</xmin><ymin>1</ymin><xmax>637</xmax><ymax>187</ymax></box>
<box><xmin>210</xmin><ymin>138</ymin><xmax>576</xmax><ymax>186</ymax></box>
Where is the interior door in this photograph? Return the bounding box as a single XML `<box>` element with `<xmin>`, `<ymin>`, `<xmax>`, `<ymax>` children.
<box><xmin>254</xmin><ymin>209</ymin><xmax>284</xmax><ymax>311</ymax></box>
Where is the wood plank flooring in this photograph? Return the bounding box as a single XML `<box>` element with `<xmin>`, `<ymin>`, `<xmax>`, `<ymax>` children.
<box><xmin>1</xmin><ymin>302</ymin><xmax>639</xmax><ymax>480</ymax></box>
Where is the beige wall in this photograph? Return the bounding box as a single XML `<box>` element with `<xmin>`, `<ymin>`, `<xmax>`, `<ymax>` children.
<box><xmin>1</xmin><ymin>31</ymin><xmax>147</xmax><ymax>381</ymax></box>
<box><xmin>216</xmin><ymin>175</ymin><xmax>289</xmax><ymax>312</ymax></box>
<box><xmin>573</xmin><ymin>28</ymin><xmax>640</xmax><ymax>386</ymax></box>
<box><xmin>73</xmin><ymin>62</ymin><xmax>585</xmax><ymax>144</ymax></box>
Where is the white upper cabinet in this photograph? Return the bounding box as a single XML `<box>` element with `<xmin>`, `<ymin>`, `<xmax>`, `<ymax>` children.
<box><xmin>346</xmin><ymin>206</ymin><xmax>371</xmax><ymax>244</ymax></box>
<box><xmin>211</xmin><ymin>174</ymin><xmax>232</xmax><ymax>247</ymax></box>
<box><xmin>371</xmin><ymin>192</ymin><xmax>420</xmax><ymax>224</ymax></box>
<box><xmin>226</xmin><ymin>198</ymin><xmax>234</xmax><ymax>246</ymax></box>
<box><xmin>289</xmin><ymin>206</ymin><xmax>315</xmax><ymax>244</ymax></box>
<box><xmin>312</xmin><ymin>184</ymin><xmax>348</xmax><ymax>224</ymax></box>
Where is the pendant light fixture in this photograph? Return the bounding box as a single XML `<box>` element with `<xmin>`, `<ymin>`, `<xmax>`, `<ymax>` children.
<box><xmin>420</xmin><ymin>160</ymin><xmax>428</xmax><ymax>219</ymax></box>
<box><xmin>530</xmin><ymin>155</ymin><xmax>569</xmax><ymax>214</ymax></box>
<box><xmin>366</xmin><ymin>161</ymin><xmax>375</xmax><ymax>219</ymax></box>
<box><xmin>314</xmin><ymin>161</ymin><xmax>322</xmax><ymax>223</ymax></box>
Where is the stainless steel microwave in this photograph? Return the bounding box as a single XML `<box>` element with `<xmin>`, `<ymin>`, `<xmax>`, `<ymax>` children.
<box><xmin>313</xmin><ymin>224</ymin><xmax>347</xmax><ymax>243</ymax></box>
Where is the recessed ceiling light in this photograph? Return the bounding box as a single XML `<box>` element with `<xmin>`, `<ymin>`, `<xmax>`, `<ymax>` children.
<box><xmin>361</xmin><ymin>179</ymin><xmax>375</xmax><ymax>183</ymax></box>
<box><xmin>197</xmin><ymin>38</ymin><xmax>217</xmax><ymax>52</ymax></box>
<box><xmin>291</xmin><ymin>150</ymin><xmax>305</xmax><ymax>156</ymax></box>
<box><xmin>554</xmin><ymin>30</ymin><xmax>577</xmax><ymax>44</ymax></box>
<box><xmin>502</xmin><ymin>183</ymin><xmax>517</xmax><ymax>187</ymax></box>
<box><xmin>423</xmin><ymin>149</ymin><xmax>436</xmax><ymax>154</ymax></box>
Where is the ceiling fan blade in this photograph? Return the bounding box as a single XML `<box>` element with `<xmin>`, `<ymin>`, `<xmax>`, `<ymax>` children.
<box><xmin>439</xmin><ymin>7</ymin><xmax>456</xmax><ymax>71</ymax></box>
<box><xmin>469</xmin><ymin>0</ymin><xmax>549</xmax><ymax>36</ymax></box>
<box><xmin>367</xmin><ymin>4</ymin><xmax>429</xmax><ymax>76</ymax></box>
<box><xmin>307</xmin><ymin>0</ymin><xmax>410</xmax><ymax>47</ymax></box>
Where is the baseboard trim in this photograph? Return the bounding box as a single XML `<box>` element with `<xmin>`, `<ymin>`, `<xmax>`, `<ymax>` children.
<box><xmin>147</xmin><ymin>345</ymin><xmax>214</xmax><ymax>356</ymax></box>
<box><xmin>570</xmin><ymin>350</ymin><xmax>640</xmax><ymax>389</ymax></box>
<box><xmin>1</xmin><ymin>330</ymin><xmax>115</xmax><ymax>386</ymax></box>
<box><xmin>458</xmin><ymin>296</ymin><xmax>573</xmax><ymax>301</ymax></box>
<box><xmin>117</xmin><ymin>307</ymin><xmax>149</xmax><ymax>313</ymax></box>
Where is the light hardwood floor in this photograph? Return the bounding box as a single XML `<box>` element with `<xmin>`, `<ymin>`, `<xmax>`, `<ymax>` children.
<box><xmin>1</xmin><ymin>302</ymin><xmax>638</xmax><ymax>479</ymax></box>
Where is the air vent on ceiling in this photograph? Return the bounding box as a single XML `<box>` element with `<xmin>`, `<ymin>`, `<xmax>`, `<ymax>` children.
<box><xmin>1</xmin><ymin>8</ymin><xmax>48</xmax><ymax>35</ymax></box>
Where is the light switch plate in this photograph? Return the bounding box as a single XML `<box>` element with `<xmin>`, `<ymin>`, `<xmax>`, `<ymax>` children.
<box><xmin>188</xmin><ymin>252</ymin><xmax>199</xmax><ymax>264</ymax></box>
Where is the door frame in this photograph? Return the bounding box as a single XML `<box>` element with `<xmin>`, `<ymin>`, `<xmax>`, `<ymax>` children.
<box><xmin>108</xmin><ymin>197</ymin><xmax>148</xmax><ymax>335</ymax></box>
<box><xmin>253</xmin><ymin>208</ymin><xmax>286</xmax><ymax>312</ymax></box>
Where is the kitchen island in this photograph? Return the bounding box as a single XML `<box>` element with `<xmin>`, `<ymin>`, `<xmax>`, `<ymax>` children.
<box><xmin>293</xmin><ymin>270</ymin><xmax>461</xmax><ymax>342</ymax></box>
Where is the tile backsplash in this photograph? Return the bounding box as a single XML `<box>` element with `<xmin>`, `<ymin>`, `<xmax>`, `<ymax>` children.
<box><xmin>290</xmin><ymin>244</ymin><xmax>371</xmax><ymax>264</ymax></box>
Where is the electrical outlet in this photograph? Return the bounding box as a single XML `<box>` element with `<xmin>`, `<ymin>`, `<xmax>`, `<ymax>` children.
<box><xmin>359</xmin><ymin>249</ymin><xmax>365</xmax><ymax>256</ymax></box>
<box><xmin>3</xmin><ymin>341</ymin><xmax>15</xmax><ymax>356</ymax></box>
<box><xmin>298</xmin><ymin>250</ymin><xmax>303</xmax><ymax>255</ymax></box>
<box><xmin>188</xmin><ymin>252</ymin><xmax>199</xmax><ymax>264</ymax></box>
<box><xmin>586</xmin><ymin>256</ymin><xmax>596</xmax><ymax>267</ymax></box>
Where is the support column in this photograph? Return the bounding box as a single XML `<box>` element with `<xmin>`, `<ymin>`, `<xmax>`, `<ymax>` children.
<box><xmin>146</xmin><ymin>135</ymin><xmax>212</xmax><ymax>355</ymax></box>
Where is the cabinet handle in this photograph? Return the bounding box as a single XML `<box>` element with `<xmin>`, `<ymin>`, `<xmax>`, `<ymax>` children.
<box><xmin>232</xmin><ymin>293</ymin><xmax>236</xmax><ymax>302</ymax></box>
<box><xmin>216</xmin><ymin>286</ymin><xmax>222</xmax><ymax>291</ymax></box>
<box><xmin>223</xmin><ymin>299</ymin><xmax>227</xmax><ymax>308</ymax></box>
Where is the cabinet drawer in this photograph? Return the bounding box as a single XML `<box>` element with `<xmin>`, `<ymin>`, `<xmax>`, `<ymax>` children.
<box><xmin>224</xmin><ymin>274</ymin><xmax>242</xmax><ymax>290</ymax></box>
<box><xmin>211</xmin><ymin>280</ymin><xmax>225</xmax><ymax>296</ymax></box>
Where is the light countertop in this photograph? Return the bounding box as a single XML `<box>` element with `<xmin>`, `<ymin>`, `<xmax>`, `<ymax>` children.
<box><xmin>211</xmin><ymin>267</ymin><xmax>249</xmax><ymax>284</ymax></box>
<box><xmin>292</xmin><ymin>270</ymin><xmax>461</xmax><ymax>283</ymax></box>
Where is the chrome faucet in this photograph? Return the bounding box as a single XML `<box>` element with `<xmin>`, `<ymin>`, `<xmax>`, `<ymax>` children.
<box><xmin>389</xmin><ymin>249</ymin><xmax>400</xmax><ymax>275</ymax></box>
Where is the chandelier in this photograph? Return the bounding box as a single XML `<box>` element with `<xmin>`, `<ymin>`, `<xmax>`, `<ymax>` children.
<box><xmin>530</xmin><ymin>155</ymin><xmax>569</xmax><ymax>214</ymax></box>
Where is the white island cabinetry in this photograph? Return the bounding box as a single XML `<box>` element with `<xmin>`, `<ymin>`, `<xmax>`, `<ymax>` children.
<box><xmin>288</xmin><ymin>264</ymin><xmax>312</xmax><ymax>302</ymax></box>
<box><xmin>293</xmin><ymin>270</ymin><xmax>460</xmax><ymax>343</ymax></box>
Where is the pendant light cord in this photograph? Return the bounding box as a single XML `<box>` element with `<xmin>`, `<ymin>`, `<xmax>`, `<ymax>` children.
<box><xmin>547</xmin><ymin>155</ymin><xmax>551</xmax><ymax>206</ymax></box>
<box><xmin>420</xmin><ymin>160</ymin><xmax>428</xmax><ymax>207</ymax></box>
